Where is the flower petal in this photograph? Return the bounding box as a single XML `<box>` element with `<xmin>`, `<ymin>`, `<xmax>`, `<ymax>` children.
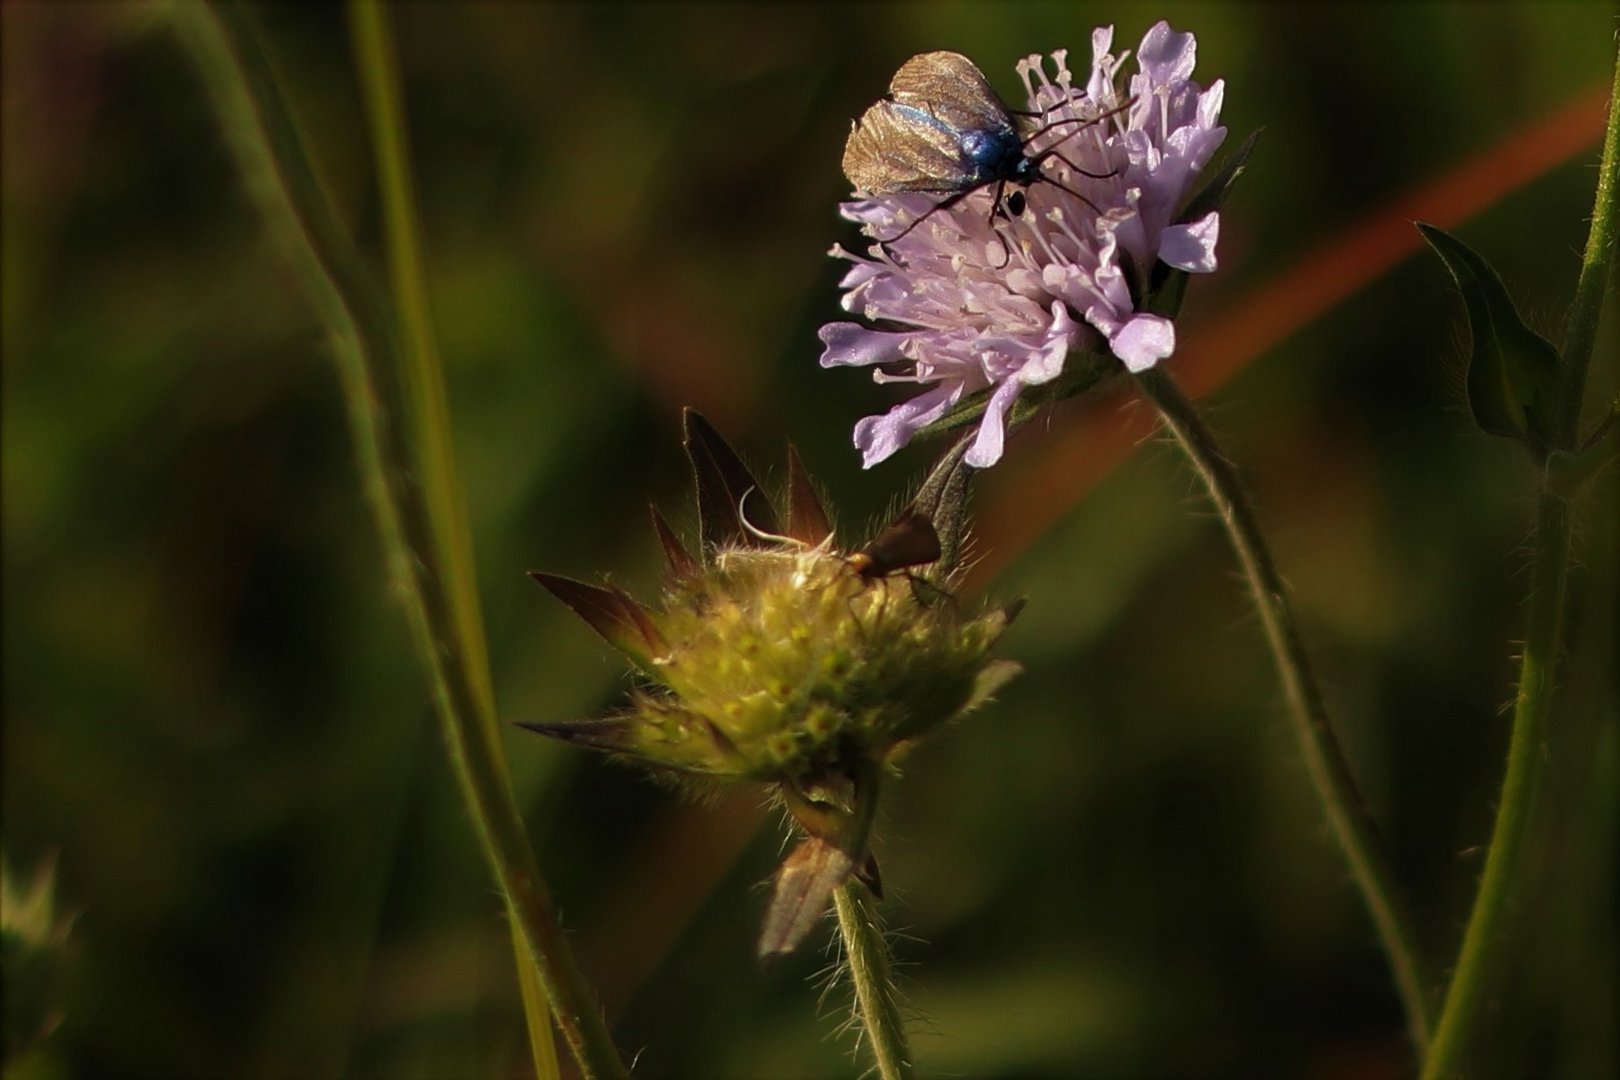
<box><xmin>965</xmin><ymin>377</ymin><xmax>1025</xmax><ymax>468</ymax></box>
<box><xmin>1107</xmin><ymin>312</ymin><xmax>1177</xmax><ymax>372</ymax></box>
<box><xmin>1086</xmin><ymin>25</ymin><xmax>1119</xmax><ymax>103</ymax></box>
<box><xmin>1159</xmin><ymin>211</ymin><xmax>1220</xmax><ymax>273</ymax></box>
<box><xmin>853</xmin><ymin>382</ymin><xmax>963</xmax><ymax>468</ymax></box>
<box><xmin>1137</xmin><ymin>20</ymin><xmax>1197</xmax><ymax>86</ymax></box>
<box><xmin>819</xmin><ymin>323</ymin><xmax>908</xmax><ymax>369</ymax></box>
<box><xmin>1018</xmin><ymin>302</ymin><xmax>1077</xmax><ymax>386</ymax></box>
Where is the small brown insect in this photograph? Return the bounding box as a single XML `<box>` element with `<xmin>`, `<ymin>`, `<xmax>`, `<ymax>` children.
<box><xmin>848</xmin><ymin>510</ymin><xmax>942</xmax><ymax>580</ymax></box>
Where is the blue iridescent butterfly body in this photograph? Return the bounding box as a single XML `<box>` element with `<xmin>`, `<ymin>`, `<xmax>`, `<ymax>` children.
<box><xmin>843</xmin><ymin>51</ymin><xmax>1106</xmax><ymax>254</ymax></box>
<box><xmin>877</xmin><ymin>99</ymin><xmax>1034</xmax><ymax>189</ymax></box>
<box><xmin>843</xmin><ymin>51</ymin><xmax>1031</xmax><ymax>197</ymax></box>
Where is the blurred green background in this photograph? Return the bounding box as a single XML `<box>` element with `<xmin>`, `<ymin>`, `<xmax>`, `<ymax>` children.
<box><xmin>4</xmin><ymin>2</ymin><xmax>1616</xmax><ymax>1077</ymax></box>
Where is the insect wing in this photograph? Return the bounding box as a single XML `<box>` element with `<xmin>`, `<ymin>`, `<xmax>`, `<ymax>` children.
<box><xmin>843</xmin><ymin>99</ymin><xmax>971</xmax><ymax>194</ymax></box>
<box><xmin>887</xmin><ymin>51</ymin><xmax>1014</xmax><ymax>136</ymax></box>
<box><xmin>851</xmin><ymin>509</ymin><xmax>942</xmax><ymax>579</ymax></box>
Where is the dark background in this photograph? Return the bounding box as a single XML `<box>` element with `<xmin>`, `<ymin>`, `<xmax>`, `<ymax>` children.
<box><xmin>4</xmin><ymin>2</ymin><xmax>1615</xmax><ymax>1077</ymax></box>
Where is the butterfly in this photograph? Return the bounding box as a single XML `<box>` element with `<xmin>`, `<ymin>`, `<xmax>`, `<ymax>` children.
<box><xmin>842</xmin><ymin>51</ymin><xmax>1117</xmax><ymax>257</ymax></box>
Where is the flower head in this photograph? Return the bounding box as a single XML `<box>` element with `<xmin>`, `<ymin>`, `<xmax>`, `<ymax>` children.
<box><xmin>820</xmin><ymin>22</ymin><xmax>1227</xmax><ymax>468</ymax></box>
<box><xmin>525</xmin><ymin>411</ymin><xmax>1020</xmax><ymax>953</ymax></box>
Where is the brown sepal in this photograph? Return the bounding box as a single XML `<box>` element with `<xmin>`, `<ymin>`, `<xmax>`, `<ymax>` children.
<box><xmin>529</xmin><ymin>571</ymin><xmax>662</xmax><ymax>668</ymax></box>
<box><xmin>514</xmin><ymin>716</ymin><xmax>633</xmax><ymax>755</ymax></box>
<box><xmin>649</xmin><ymin>505</ymin><xmax>698</xmax><ymax>581</ymax></box>
<box><xmin>758</xmin><ymin>837</ymin><xmax>854</xmax><ymax>958</ymax></box>
<box><xmin>784</xmin><ymin>443</ymin><xmax>834</xmax><ymax>546</ymax></box>
<box><xmin>684</xmin><ymin>409</ymin><xmax>779</xmax><ymax>551</ymax></box>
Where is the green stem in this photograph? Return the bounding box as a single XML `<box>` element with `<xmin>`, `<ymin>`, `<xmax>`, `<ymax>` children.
<box><xmin>833</xmin><ymin>882</ymin><xmax>914</xmax><ymax>1080</ymax></box>
<box><xmin>1423</xmin><ymin>38</ymin><xmax>1619</xmax><ymax>1079</ymax></box>
<box><xmin>1134</xmin><ymin>366</ymin><xmax>1435</xmax><ymax>1051</ymax></box>
<box><xmin>347</xmin><ymin>0</ymin><xmax>496</xmax><ymax>732</ymax></box>
<box><xmin>174</xmin><ymin>6</ymin><xmax>624</xmax><ymax>1078</ymax></box>
<box><xmin>1554</xmin><ymin>42</ymin><xmax>1620</xmax><ymax>449</ymax></box>
<box><xmin>344</xmin><ymin>5</ymin><xmax>562</xmax><ymax>1077</ymax></box>
<box><xmin>1420</xmin><ymin>493</ymin><xmax>1572</xmax><ymax>1079</ymax></box>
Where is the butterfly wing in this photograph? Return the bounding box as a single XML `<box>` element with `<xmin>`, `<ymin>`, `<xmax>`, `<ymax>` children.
<box><xmin>887</xmin><ymin>51</ymin><xmax>1014</xmax><ymax>135</ymax></box>
<box><xmin>842</xmin><ymin>99</ymin><xmax>971</xmax><ymax>194</ymax></box>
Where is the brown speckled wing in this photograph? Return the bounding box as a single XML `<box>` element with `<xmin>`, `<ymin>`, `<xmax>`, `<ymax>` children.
<box><xmin>841</xmin><ymin>99</ymin><xmax>967</xmax><ymax>194</ymax></box>
<box><xmin>887</xmin><ymin>51</ymin><xmax>1012</xmax><ymax>134</ymax></box>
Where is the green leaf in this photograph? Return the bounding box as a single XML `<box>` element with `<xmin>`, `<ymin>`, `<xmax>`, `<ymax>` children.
<box><xmin>1417</xmin><ymin>223</ymin><xmax>1563</xmax><ymax>451</ymax></box>
<box><xmin>911</xmin><ymin>433</ymin><xmax>976</xmax><ymax>577</ymax></box>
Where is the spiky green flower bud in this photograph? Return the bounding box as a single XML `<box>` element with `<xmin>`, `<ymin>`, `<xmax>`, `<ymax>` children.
<box><xmin>524</xmin><ymin>411</ymin><xmax>1020</xmax><ymax>954</ymax></box>
<box><xmin>543</xmin><ymin>533</ymin><xmax>1016</xmax><ymax>782</ymax></box>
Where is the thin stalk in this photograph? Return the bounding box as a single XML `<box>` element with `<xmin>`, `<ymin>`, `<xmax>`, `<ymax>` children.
<box><xmin>1133</xmin><ymin>366</ymin><xmax>1435</xmax><ymax>1051</ymax></box>
<box><xmin>1422</xmin><ymin>39</ymin><xmax>1619</xmax><ymax>1079</ymax></box>
<box><xmin>1419</xmin><ymin>493</ymin><xmax>1572</xmax><ymax>1078</ymax></box>
<box><xmin>1554</xmin><ymin>43</ymin><xmax>1620</xmax><ymax>449</ymax></box>
<box><xmin>833</xmin><ymin>883</ymin><xmax>914</xmax><ymax>1080</ymax></box>
<box><xmin>175</xmin><ymin>6</ymin><xmax>624</xmax><ymax>1077</ymax></box>
<box><xmin>347</xmin><ymin>0</ymin><xmax>496</xmax><ymax>738</ymax></box>
<box><xmin>345</xmin><ymin>5</ymin><xmax>560</xmax><ymax>1076</ymax></box>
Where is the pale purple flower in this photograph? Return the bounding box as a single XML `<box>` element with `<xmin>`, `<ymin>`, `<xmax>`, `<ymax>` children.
<box><xmin>820</xmin><ymin>21</ymin><xmax>1227</xmax><ymax>468</ymax></box>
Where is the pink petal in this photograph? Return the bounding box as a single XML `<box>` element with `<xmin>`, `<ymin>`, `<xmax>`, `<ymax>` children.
<box><xmin>1018</xmin><ymin>302</ymin><xmax>1078</xmax><ymax>385</ymax></box>
<box><xmin>853</xmin><ymin>382</ymin><xmax>963</xmax><ymax>468</ymax></box>
<box><xmin>1159</xmin><ymin>212</ymin><xmax>1220</xmax><ymax>273</ymax></box>
<box><xmin>965</xmin><ymin>378</ymin><xmax>1025</xmax><ymax>468</ymax></box>
<box><xmin>1137</xmin><ymin>21</ymin><xmax>1197</xmax><ymax>86</ymax></box>
<box><xmin>819</xmin><ymin>323</ymin><xmax>907</xmax><ymax>369</ymax></box>
<box><xmin>1108</xmin><ymin>313</ymin><xmax>1177</xmax><ymax>372</ymax></box>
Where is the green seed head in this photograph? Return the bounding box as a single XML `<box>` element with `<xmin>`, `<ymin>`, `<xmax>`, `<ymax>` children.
<box><xmin>523</xmin><ymin>414</ymin><xmax>1019</xmax><ymax>787</ymax></box>
<box><xmin>523</xmin><ymin>412</ymin><xmax>1021</xmax><ymax>956</ymax></box>
<box><xmin>620</xmin><ymin>541</ymin><xmax>1014</xmax><ymax>781</ymax></box>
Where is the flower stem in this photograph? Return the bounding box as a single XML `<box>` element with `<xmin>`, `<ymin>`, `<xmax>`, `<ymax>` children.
<box><xmin>174</xmin><ymin>6</ymin><xmax>624</xmax><ymax>1077</ymax></box>
<box><xmin>1419</xmin><ymin>491</ymin><xmax>1571</xmax><ymax>1078</ymax></box>
<box><xmin>345</xmin><ymin>5</ymin><xmax>564</xmax><ymax>1076</ymax></box>
<box><xmin>1553</xmin><ymin>41</ymin><xmax>1620</xmax><ymax>450</ymax></box>
<box><xmin>833</xmin><ymin>882</ymin><xmax>914</xmax><ymax>1080</ymax></box>
<box><xmin>1133</xmin><ymin>365</ymin><xmax>1435</xmax><ymax>1051</ymax></box>
<box><xmin>1422</xmin><ymin>40</ymin><xmax>1618</xmax><ymax>1080</ymax></box>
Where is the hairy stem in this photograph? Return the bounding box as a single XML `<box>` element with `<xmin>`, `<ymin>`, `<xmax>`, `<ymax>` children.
<box><xmin>1422</xmin><ymin>38</ymin><xmax>1618</xmax><ymax>1079</ymax></box>
<box><xmin>176</xmin><ymin>5</ymin><xmax>623</xmax><ymax>1077</ymax></box>
<box><xmin>1134</xmin><ymin>365</ymin><xmax>1435</xmax><ymax>1051</ymax></box>
<box><xmin>834</xmin><ymin>883</ymin><xmax>914</xmax><ymax>1080</ymax></box>
<box><xmin>1554</xmin><ymin>42</ymin><xmax>1620</xmax><ymax>449</ymax></box>
<box><xmin>1419</xmin><ymin>492</ymin><xmax>1572</xmax><ymax>1078</ymax></box>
